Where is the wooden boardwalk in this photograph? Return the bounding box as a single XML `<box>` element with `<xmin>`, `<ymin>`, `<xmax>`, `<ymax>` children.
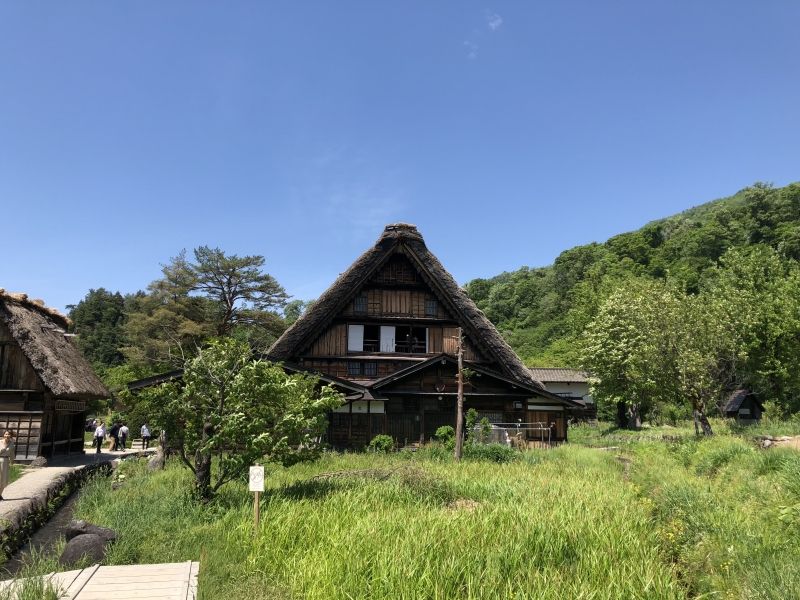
<box><xmin>0</xmin><ymin>561</ymin><xmax>199</xmax><ymax>599</ymax></box>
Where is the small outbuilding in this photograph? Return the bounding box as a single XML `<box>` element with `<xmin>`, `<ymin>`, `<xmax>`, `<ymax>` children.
<box><xmin>722</xmin><ymin>389</ymin><xmax>763</xmax><ymax>424</ymax></box>
<box><xmin>529</xmin><ymin>368</ymin><xmax>596</xmax><ymax>422</ymax></box>
<box><xmin>0</xmin><ymin>291</ymin><xmax>109</xmax><ymax>461</ymax></box>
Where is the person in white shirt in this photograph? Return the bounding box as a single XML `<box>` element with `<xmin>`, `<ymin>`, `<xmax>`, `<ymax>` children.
<box><xmin>94</xmin><ymin>422</ymin><xmax>106</xmax><ymax>454</ymax></box>
<box><xmin>118</xmin><ymin>424</ymin><xmax>130</xmax><ymax>450</ymax></box>
<box><xmin>141</xmin><ymin>423</ymin><xmax>151</xmax><ymax>449</ymax></box>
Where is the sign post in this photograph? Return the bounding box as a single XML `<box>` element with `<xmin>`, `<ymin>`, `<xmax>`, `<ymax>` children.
<box><xmin>249</xmin><ymin>465</ymin><xmax>265</xmax><ymax>535</ymax></box>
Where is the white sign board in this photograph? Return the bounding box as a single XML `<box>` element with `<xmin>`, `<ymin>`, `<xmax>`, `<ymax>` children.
<box><xmin>249</xmin><ymin>466</ymin><xmax>265</xmax><ymax>492</ymax></box>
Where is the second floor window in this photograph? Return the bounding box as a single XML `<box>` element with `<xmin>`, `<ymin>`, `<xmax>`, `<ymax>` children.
<box><xmin>348</xmin><ymin>324</ymin><xmax>427</xmax><ymax>354</ymax></box>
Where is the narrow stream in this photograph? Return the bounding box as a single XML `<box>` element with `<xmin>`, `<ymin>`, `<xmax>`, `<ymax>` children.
<box><xmin>1</xmin><ymin>489</ymin><xmax>84</xmax><ymax>577</ymax></box>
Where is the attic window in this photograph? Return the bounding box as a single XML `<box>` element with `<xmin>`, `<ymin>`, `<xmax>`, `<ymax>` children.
<box><xmin>424</xmin><ymin>299</ymin><xmax>438</xmax><ymax>317</ymax></box>
<box><xmin>353</xmin><ymin>294</ymin><xmax>368</xmax><ymax>314</ymax></box>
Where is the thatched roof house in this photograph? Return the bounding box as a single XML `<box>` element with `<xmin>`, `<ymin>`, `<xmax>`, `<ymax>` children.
<box><xmin>0</xmin><ymin>290</ymin><xmax>108</xmax><ymax>459</ymax></box>
<box><xmin>268</xmin><ymin>223</ymin><xmax>579</xmax><ymax>447</ymax></box>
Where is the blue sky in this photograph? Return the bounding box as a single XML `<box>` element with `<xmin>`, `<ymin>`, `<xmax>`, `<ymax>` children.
<box><xmin>2</xmin><ymin>2</ymin><xmax>799</xmax><ymax>312</ymax></box>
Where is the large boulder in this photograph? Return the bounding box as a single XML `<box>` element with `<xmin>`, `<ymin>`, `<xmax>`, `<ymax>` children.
<box><xmin>58</xmin><ymin>533</ymin><xmax>106</xmax><ymax>567</ymax></box>
<box><xmin>64</xmin><ymin>520</ymin><xmax>117</xmax><ymax>543</ymax></box>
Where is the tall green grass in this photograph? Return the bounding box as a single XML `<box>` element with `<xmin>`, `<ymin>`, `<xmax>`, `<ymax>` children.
<box><xmin>67</xmin><ymin>431</ymin><xmax>800</xmax><ymax>599</ymax></box>
<box><xmin>626</xmin><ymin>437</ymin><xmax>800</xmax><ymax>599</ymax></box>
<box><xmin>73</xmin><ymin>450</ymin><xmax>682</xmax><ymax>599</ymax></box>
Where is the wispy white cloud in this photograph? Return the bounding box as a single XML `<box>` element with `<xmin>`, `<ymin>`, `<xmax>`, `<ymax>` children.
<box><xmin>463</xmin><ymin>40</ymin><xmax>479</xmax><ymax>60</ymax></box>
<box><xmin>463</xmin><ymin>10</ymin><xmax>503</xmax><ymax>59</ymax></box>
<box><xmin>325</xmin><ymin>186</ymin><xmax>407</xmax><ymax>242</ymax></box>
<box><xmin>486</xmin><ymin>12</ymin><xmax>503</xmax><ymax>32</ymax></box>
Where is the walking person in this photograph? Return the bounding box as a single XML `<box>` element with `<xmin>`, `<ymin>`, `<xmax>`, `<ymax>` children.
<box><xmin>94</xmin><ymin>421</ymin><xmax>106</xmax><ymax>454</ymax></box>
<box><xmin>141</xmin><ymin>422</ymin><xmax>151</xmax><ymax>449</ymax></box>
<box><xmin>0</xmin><ymin>431</ymin><xmax>15</xmax><ymax>500</ymax></box>
<box><xmin>108</xmin><ymin>421</ymin><xmax>120</xmax><ymax>451</ymax></box>
<box><xmin>118</xmin><ymin>423</ymin><xmax>129</xmax><ymax>450</ymax></box>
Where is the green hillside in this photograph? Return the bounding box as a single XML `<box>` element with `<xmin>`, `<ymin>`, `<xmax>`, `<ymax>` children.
<box><xmin>466</xmin><ymin>182</ymin><xmax>800</xmax><ymax>366</ymax></box>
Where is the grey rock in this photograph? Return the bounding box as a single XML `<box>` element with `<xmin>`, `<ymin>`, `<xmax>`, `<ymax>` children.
<box><xmin>29</xmin><ymin>456</ymin><xmax>48</xmax><ymax>468</ymax></box>
<box><xmin>64</xmin><ymin>520</ymin><xmax>117</xmax><ymax>543</ymax></box>
<box><xmin>147</xmin><ymin>448</ymin><xmax>165</xmax><ymax>471</ymax></box>
<box><xmin>762</xmin><ymin>439</ymin><xmax>773</xmax><ymax>448</ymax></box>
<box><xmin>59</xmin><ymin>533</ymin><xmax>106</xmax><ymax>567</ymax></box>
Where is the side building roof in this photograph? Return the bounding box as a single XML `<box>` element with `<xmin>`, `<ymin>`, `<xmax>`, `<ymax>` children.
<box><xmin>528</xmin><ymin>368</ymin><xmax>590</xmax><ymax>384</ymax></box>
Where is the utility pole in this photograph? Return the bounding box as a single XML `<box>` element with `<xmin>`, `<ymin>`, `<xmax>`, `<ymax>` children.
<box><xmin>454</xmin><ymin>327</ymin><xmax>465</xmax><ymax>461</ymax></box>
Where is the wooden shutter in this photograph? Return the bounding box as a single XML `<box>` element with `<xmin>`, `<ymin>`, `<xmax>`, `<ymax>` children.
<box><xmin>380</xmin><ymin>326</ymin><xmax>395</xmax><ymax>353</ymax></box>
<box><xmin>347</xmin><ymin>325</ymin><xmax>364</xmax><ymax>352</ymax></box>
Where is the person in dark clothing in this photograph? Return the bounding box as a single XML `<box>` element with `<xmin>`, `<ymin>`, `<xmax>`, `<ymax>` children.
<box><xmin>108</xmin><ymin>422</ymin><xmax>120</xmax><ymax>451</ymax></box>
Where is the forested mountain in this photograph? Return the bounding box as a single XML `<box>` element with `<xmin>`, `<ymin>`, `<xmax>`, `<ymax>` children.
<box><xmin>465</xmin><ymin>182</ymin><xmax>800</xmax><ymax>368</ymax></box>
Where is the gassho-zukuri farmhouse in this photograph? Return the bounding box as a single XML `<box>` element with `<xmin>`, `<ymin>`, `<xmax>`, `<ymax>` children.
<box><xmin>265</xmin><ymin>223</ymin><xmax>583</xmax><ymax>447</ymax></box>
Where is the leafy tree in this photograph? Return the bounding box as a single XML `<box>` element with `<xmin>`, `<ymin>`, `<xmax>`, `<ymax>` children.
<box><xmin>122</xmin><ymin>286</ymin><xmax>214</xmax><ymax>369</ymax></box>
<box><xmin>581</xmin><ymin>280</ymin><xmax>674</xmax><ymax>428</ymax></box>
<box><xmin>189</xmin><ymin>246</ymin><xmax>289</xmax><ymax>336</ymax></box>
<box><xmin>67</xmin><ymin>288</ymin><xmax>127</xmax><ymax>370</ymax></box>
<box><xmin>123</xmin><ymin>247</ymin><xmax>289</xmax><ymax>367</ymax></box>
<box><xmin>284</xmin><ymin>299</ymin><xmax>311</xmax><ymax>325</ymax></box>
<box><xmin>174</xmin><ymin>338</ymin><xmax>341</xmax><ymax>501</ymax></box>
<box><xmin>705</xmin><ymin>246</ymin><xmax>800</xmax><ymax>414</ymax></box>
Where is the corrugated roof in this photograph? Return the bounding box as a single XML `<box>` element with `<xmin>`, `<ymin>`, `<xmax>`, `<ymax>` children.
<box><xmin>528</xmin><ymin>368</ymin><xmax>589</xmax><ymax>383</ymax></box>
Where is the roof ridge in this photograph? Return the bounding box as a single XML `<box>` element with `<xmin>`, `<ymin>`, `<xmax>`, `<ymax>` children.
<box><xmin>0</xmin><ymin>289</ymin><xmax>71</xmax><ymax>328</ymax></box>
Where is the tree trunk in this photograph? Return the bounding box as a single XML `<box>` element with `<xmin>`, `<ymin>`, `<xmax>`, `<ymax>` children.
<box><xmin>194</xmin><ymin>448</ymin><xmax>212</xmax><ymax>502</ymax></box>
<box><xmin>627</xmin><ymin>403</ymin><xmax>642</xmax><ymax>429</ymax></box>
<box><xmin>698</xmin><ymin>410</ymin><xmax>714</xmax><ymax>436</ymax></box>
<box><xmin>616</xmin><ymin>401</ymin><xmax>627</xmax><ymax>428</ymax></box>
<box><xmin>693</xmin><ymin>405</ymin><xmax>714</xmax><ymax>436</ymax></box>
<box><xmin>194</xmin><ymin>420</ymin><xmax>214</xmax><ymax>502</ymax></box>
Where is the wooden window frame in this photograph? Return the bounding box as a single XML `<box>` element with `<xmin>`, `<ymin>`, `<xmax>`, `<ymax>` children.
<box><xmin>424</xmin><ymin>298</ymin><xmax>438</xmax><ymax>317</ymax></box>
<box><xmin>353</xmin><ymin>294</ymin><xmax>368</xmax><ymax>314</ymax></box>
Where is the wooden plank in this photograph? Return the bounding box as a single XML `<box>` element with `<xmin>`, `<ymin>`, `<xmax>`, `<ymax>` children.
<box><xmin>61</xmin><ymin>565</ymin><xmax>100</xmax><ymax>599</ymax></box>
<box><xmin>187</xmin><ymin>561</ymin><xmax>199</xmax><ymax>600</ymax></box>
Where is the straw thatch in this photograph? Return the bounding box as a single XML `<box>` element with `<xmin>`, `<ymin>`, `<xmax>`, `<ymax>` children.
<box><xmin>267</xmin><ymin>223</ymin><xmax>544</xmax><ymax>389</ymax></box>
<box><xmin>0</xmin><ymin>290</ymin><xmax>109</xmax><ymax>399</ymax></box>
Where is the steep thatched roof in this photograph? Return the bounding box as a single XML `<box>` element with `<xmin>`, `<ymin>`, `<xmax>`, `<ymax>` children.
<box><xmin>0</xmin><ymin>290</ymin><xmax>109</xmax><ymax>399</ymax></box>
<box><xmin>268</xmin><ymin>223</ymin><xmax>544</xmax><ymax>389</ymax></box>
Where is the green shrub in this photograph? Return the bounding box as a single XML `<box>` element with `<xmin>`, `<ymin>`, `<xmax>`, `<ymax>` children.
<box><xmin>434</xmin><ymin>425</ymin><xmax>455</xmax><ymax>443</ymax></box>
<box><xmin>463</xmin><ymin>443</ymin><xmax>517</xmax><ymax>463</ymax></box>
<box><xmin>368</xmin><ymin>435</ymin><xmax>395</xmax><ymax>453</ymax></box>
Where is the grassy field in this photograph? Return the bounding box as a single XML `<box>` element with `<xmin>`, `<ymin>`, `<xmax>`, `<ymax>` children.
<box><xmin>9</xmin><ymin>424</ymin><xmax>800</xmax><ymax>599</ymax></box>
